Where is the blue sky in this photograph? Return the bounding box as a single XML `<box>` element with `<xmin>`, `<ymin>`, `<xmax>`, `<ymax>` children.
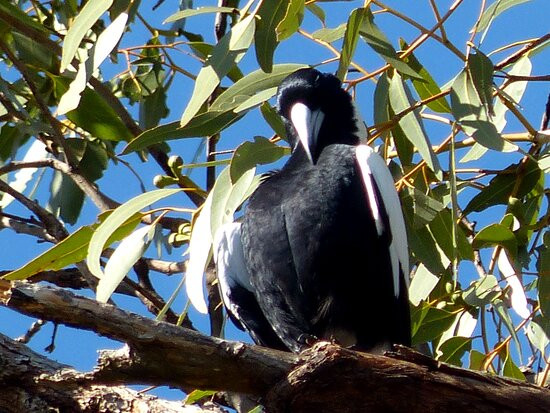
<box><xmin>1</xmin><ymin>0</ymin><xmax>549</xmax><ymax>400</ymax></box>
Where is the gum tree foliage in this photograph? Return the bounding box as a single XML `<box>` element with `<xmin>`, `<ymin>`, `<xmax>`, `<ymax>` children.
<box><xmin>0</xmin><ymin>0</ymin><xmax>549</xmax><ymax>407</ymax></box>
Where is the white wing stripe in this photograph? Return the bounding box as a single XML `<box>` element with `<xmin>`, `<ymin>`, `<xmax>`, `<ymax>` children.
<box><xmin>355</xmin><ymin>145</ymin><xmax>409</xmax><ymax>296</ymax></box>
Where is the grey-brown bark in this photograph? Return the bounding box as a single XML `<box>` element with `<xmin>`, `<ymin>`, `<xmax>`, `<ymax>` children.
<box><xmin>1</xmin><ymin>280</ymin><xmax>550</xmax><ymax>412</ymax></box>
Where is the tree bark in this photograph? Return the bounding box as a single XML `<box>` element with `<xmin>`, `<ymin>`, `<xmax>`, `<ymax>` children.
<box><xmin>1</xmin><ymin>280</ymin><xmax>549</xmax><ymax>412</ymax></box>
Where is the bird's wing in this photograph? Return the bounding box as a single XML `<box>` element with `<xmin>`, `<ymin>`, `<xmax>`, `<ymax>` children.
<box><xmin>213</xmin><ymin>223</ymin><xmax>287</xmax><ymax>349</ymax></box>
<box><xmin>355</xmin><ymin>145</ymin><xmax>409</xmax><ymax>296</ymax></box>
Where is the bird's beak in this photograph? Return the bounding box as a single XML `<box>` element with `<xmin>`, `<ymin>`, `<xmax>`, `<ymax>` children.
<box><xmin>290</xmin><ymin>102</ymin><xmax>325</xmax><ymax>164</ymax></box>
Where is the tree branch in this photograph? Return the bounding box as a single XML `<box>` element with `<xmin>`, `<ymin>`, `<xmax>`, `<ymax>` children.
<box><xmin>1</xmin><ymin>281</ymin><xmax>549</xmax><ymax>413</ymax></box>
<box><xmin>0</xmin><ymin>333</ymin><xmax>222</xmax><ymax>413</ymax></box>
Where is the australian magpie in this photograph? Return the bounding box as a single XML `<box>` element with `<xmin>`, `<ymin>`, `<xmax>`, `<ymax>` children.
<box><xmin>214</xmin><ymin>68</ymin><xmax>410</xmax><ymax>353</ymax></box>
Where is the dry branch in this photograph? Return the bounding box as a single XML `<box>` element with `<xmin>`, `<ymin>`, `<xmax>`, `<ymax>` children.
<box><xmin>1</xmin><ymin>280</ymin><xmax>550</xmax><ymax>412</ymax></box>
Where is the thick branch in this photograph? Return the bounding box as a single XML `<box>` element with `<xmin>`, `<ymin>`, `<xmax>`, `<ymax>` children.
<box><xmin>1</xmin><ymin>281</ymin><xmax>550</xmax><ymax>412</ymax></box>
<box><xmin>0</xmin><ymin>333</ymin><xmax>222</xmax><ymax>413</ymax></box>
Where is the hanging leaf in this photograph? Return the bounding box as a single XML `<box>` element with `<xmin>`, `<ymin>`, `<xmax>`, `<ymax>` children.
<box><xmin>409</xmin><ymin>263</ymin><xmax>439</xmax><ymax>306</ymax></box>
<box><xmin>475</xmin><ymin>0</ymin><xmax>532</xmax><ymax>33</ymax></box>
<box><xmin>437</xmin><ymin>336</ymin><xmax>472</xmax><ymax>366</ymax></box>
<box><xmin>336</xmin><ymin>8</ymin><xmax>366</xmax><ymax>81</ymax></box>
<box><xmin>389</xmin><ymin>74</ymin><xmax>442</xmax><ymax>178</ymax></box>
<box><xmin>164</xmin><ymin>6</ymin><xmax>236</xmax><ymax>23</ymax></box>
<box><xmin>399</xmin><ymin>39</ymin><xmax>451</xmax><ymax>113</ymax></box>
<box><xmin>526</xmin><ymin>315</ymin><xmax>550</xmax><ymax>353</ymax></box>
<box><xmin>468</xmin><ymin>51</ymin><xmax>495</xmax><ymax>116</ymax></box>
<box><xmin>255</xmin><ymin>0</ymin><xmax>289</xmax><ymax>72</ymax></box>
<box><xmin>463</xmin><ymin>274</ymin><xmax>501</xmax><ymax>307</ymax></box>
<box><xmin>312</xmin><ymin>24</ymin><xmax>346</xmax><ymax>43</ymax></box>
<box><xmin>230</xmin><ymin>136</ymin><xmax>288</xmax><ymax>183</ymax></box>
<box><xmin>472</xmin><ymin>223</ymin><xmax>517</xmax><ymax>255</ymax></box>
<box><xmin>3</xmin><ymin>213</ymin><xmax>142</xmax><ymax>281</ymax></box>
<box><xmin>276</xmin><ymin>0</ymin><xmax>305</xmax><ymax>41</ymax></box>
<box><xmin>450</xmin><ymin>69</ymin><xmax>506</xmax><ymax>151</ymax></box>
<box><xmin>60</xmin><ymin>0</ymin><xmax>113</xmax><ymax>72</ymax></box>
<box><xmin>96</xmin><ymin>224</ymin><xmax>156</xmax><ymax>303</ymax></box>
<box><xmin>87</xmin><ymin>189</ymin><xmax>182</xmax><ymax>279</ymax></box>
<box><xmin>360</xmin><ymin>10</ymin><xmax>420</xmax><ymax>79</ymax></box>
<box><xmin>180</xmin><ymin>14</ymin><xmax>255</xmax><ymax>126</ymax></box>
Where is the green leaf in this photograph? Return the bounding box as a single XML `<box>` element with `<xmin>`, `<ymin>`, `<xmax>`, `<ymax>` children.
<box><xmin>255</xmin><ymin>0</ymin><xmax>288</xmax><ymax>72</ymax></box>
<box><xmin>412</xmin><ymin>305</ymin><xmax>456</xmax><ymax>344</ymax></box>
<box><xmin>12</xmin><ymin>32</ymin><xmax>56</xmax><ymax>71</ymax></box>
<box><xmin>389</xmin><ymin>74</ymin><xmax>442</xmax><ymax>178</ymax></box>
<box><xmin>276</xmin><ymin>0</ymin><xmax>305</xmax><ymax>41</ymax></box>
<box><xmin>463</xmin><ymin>160</ymin><xmax>541</xmax><ymax>214</ymax></box>
<box><xmin>430</xmin><ymin>208</ymin><xmax>474</xmax><ymax>261</ymax></box>
<box><xmin>493</xmin><ymin>56</ymin><xmax>531</xmax><ymax>132</ymax></box>
<box><xmin>58</xmin><ymin>12</ymin><xmax>129</xmax><ymax>115</ymax></box>
<box><xmin>3</xmin><ymin>213</ymin><xmax>142</xmax><ymax>281</ymax></box>
<box><xmin>450</xmin><ymin>70</ymin><xmax>505</xmax><ymax>151</ymax></box>
<box><xmin>312</xmin><ymin>24</ymin><xmax>346</xmax><ymax>43</ymax></box>
<box><xmin>61</xmin><ymin>0</ymin><xmax>113</xmax><ymax>72</ymax></box>
<box><xmin>408</xmin><ymin>224</ymin><xmax>450</xmax><ymax>275</ymax></box>
<box><xmin>460</xmin><ymin>142</ymin><xmax>488</xmax><ymax>163</ymax></box>
<box><xmin>180</xmin><ymin>14</ymin><xmax>255</xmax><ymax>126</ymax></box>
<box><xmin>260</xmin><ymin>102</ymin><xmax>287</xmax><ymax>140</ymax></box>
<box><xmin>230</xmin><ymin>136</ymin><xmax>288</xmax><ymax>183</ymax></box>
<box><xmin>360</xmin><ymin>11</ymin><xmax>420</xmax><ymax>79</ymax></box>
<box><xmin>409</xmin><ymin>263</ymin><xmax>439</xmax><ymax>306</ymax></box>
<box><xmin>97</xmin><ymin>224</ymin><xmax>156</xmax><ymax>303</ymax></box>
<box><xmin>494</xmin><ymin>299</ymin><xmax>522</xmax><ymax>358</ymax></box>
<box><xmin>57</xmin><ymin>82</ymin><xmax>134</xmax><ymax>142</ymax></box>
<box><xmin>306</xmin><ymin>4</ymin><xmax>325</xmax><ymax>25</ymax></box>
<box><xmin>87</xmin><ymin>189</ymin><xmax>182</xmax><ymax>279</ymax></box>
<box><xmin>472</xmin><ymin>223</ymin><xmax>517</xmax><ymax>254</ymax></box>
<box><xmin>400</xmin><ymin>40</ymin><xmax>451</xmax><ymax>113</ymax></box>
<box><xmin>501</xmin><ymin>346</ymin><xmax>526</xmax><ymax>381</ymax></box>
<box><xmin>336</xmin><ymin>8</ymin><xmax>365</xmax><ymax>81</ymax></box>
<box><xmin>122</xmin><ymin>111</ymin><xmax>242</xmax><ymax>154</ymax></box>
<box><xmin>463</xmin><ymin>274</ymin><xmax>501</xmax><ymax>307</ymax></box>
<box><xmin>0</xmin><ymin>0</ymin><xmax>50</xmax><ymax>36</ymax></box>
<box><xmin>184</xmin><ymin>389</ymin><xmax>217</xmax><ymax>405</ymax></box>
<box><xmin>526</xmin><ymin>315</ymin><xmax>550</xmax><ymax>353</ymax></box>
<box><xmin>164</xmin><ymin>6</ymin><xmax>236</xmax><ymax>23</ymax></box>
<box><xmin>469</xmin><ymin>349</ymin><xmax>486</xmax><ymax>370</ymax></box>
<box><xmin>539</xmin><ymin>269</ymin><xmax>550</xmax><ymax>318</ymax></box>
<box><xmin>437</xmin><ymin>336</ymin><xmax>472</xmax><ymax>366</ymax></box>
<box><xmin>211</xmin><ymin>64</ymin><xmax>307</xmax><ymax>111</ymax></box>
<box><xmin>47</xmin><ymin>169</ymin><xmax>84</xmax><ymax>225</ymax></box>
<box><xmin>409</xmin><ymin>188</ymin><xmax>445</xmax><ymax>227</ymax></box>
<box><xmin>476</xmin><ymin>0</ymin><xmax>532</xmax><ymax>32</ymax></box>
<box><xmin>468</xmin><ymin>51</ymin><xmax>494</xmax><ymax>116</ymax></box>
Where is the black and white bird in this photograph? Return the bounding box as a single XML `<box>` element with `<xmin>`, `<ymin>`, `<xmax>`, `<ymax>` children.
<box><xmin>214</xmin><ymin>68</ymin><xmax>410</xmax><ymax>353</ymax></box>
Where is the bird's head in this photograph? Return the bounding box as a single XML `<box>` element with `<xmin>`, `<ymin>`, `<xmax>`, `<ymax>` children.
<box><xmin>276</xmin><ymin>68</ymin><xmax>362</xmax><ymax>164</ymax></box>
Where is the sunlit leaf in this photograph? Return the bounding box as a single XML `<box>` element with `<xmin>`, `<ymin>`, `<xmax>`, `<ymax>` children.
<box><xmin>497</xmin><ymin>249</ymin><xmax>530</xmax><ymax>319</ymax></box>
<box><xmin>58</xmin><ymin>12</ymin><xmax>128</xmax><ymax>114</ymax></box>
<box><xmin>469</xmin><ymin>349</ymin><xmax>485</xmax><ymax>370</ymax></box>
<box><xmin>437</xmin><ymin>336</ymin><xmax>472</xmax><ymax>366</ymax></box>
<box><xmin>400</xmin><ymin>40</ymin><xmax>451</xmax><ymax>113</ymax></box>
<box><xmin>164</xmin><ymin>6</ymin><xmax>236</xmax><ymax>23</ymax></box>
<box><xmin>389</xmin><ymin>74</ymin><xmax>442</xmax><ymax>178</ymax></box>
<box><xmin>184</xmin><ymin>389</ymin><xmax>217</xmax><ymax>405</ymax></box>
<box><xmin>475</xmin><ymin>0</ymin><xmax>532</xmax><ymax>32</ymax></box>
<box><xmin>412</xmin><ymin>305</ymin><xmax>456</xmax><ymax>344</ymax></box>
<box><xmin>409</xmin><ymin>263</ymin><xmax>439</xmax><ymax>306</ymax></box>
<box><xmin>276</xmin><ymin>0</ymin><xmax>305</xmax><ymax>41</ymax></box>
<box><xmin>60</xmin><ymin>0</ymin><xmax>113</xmax><ymax>72</ymax></box>
<box><xmin>87</xmin><ymin>189</ymin><xmax>182</xmax><ymax>279</ymax></box>
<box><xmin>180</xmin><ymin>14</ymin><xmax>255</xmax><ymax>126</ymax></box>
<box><xmin>463</xmin><ymin>274</ymin><xmax>501</xmax><ymax>307</ymax></box>
<box><xmin>255</xmin><ymin>0</ymin><xmax>288</xmax><ymax>72</ymax></box>
<box><xmin>122</xmin><ymin>111</ymin><xmax>242</xmax><ymax>154</ymax></box>
<box><xmin>230</xmin><ymin>136</ymin><xmax>288</xmax><ymax>183</ymax></box>
<box><xmin>312</xmin><ymin>24</ymin><xmax>346</xmax><ymax>43</ymax></box>
<box><xmin>450</xmin><ymin>70</ymin><xmax>506</xmax><ymax>151</ymax></box>
<box><xmin>501</xmin><ymin>345</ymin><xmax>526</xmax><ymax>381</ymax></box>
<box><xmin>360</xmin><ymin>10</ymin><xmax>420</xmax><ymax>79</ymax></box>
<box><xmin>211</xmin><ymin>64</ymin><xmax>307</xmax><ymax>112</ymax></box>
<box><xmin>336</xmin><ymin>8</ymin><xmax>365</xmax><ymax>81</ymax></box>
<box><xmin>97</xmin><ymin>224</ymin><xmax>156</xmax><ymax>303</ymax></box>
<box><xmin>306</xmin><ymin>3</ymin><xmax>325</xmax><ymax>25</ymax></box>
<box><xmin>3</xmin><ymin>213</ymin><xmax>142</xmax><ymax>280</ymax></box>
<box><xmin>473</xmin><ymin>223</ymin><xmax>517</xmax><ymax>255</ymax></box>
